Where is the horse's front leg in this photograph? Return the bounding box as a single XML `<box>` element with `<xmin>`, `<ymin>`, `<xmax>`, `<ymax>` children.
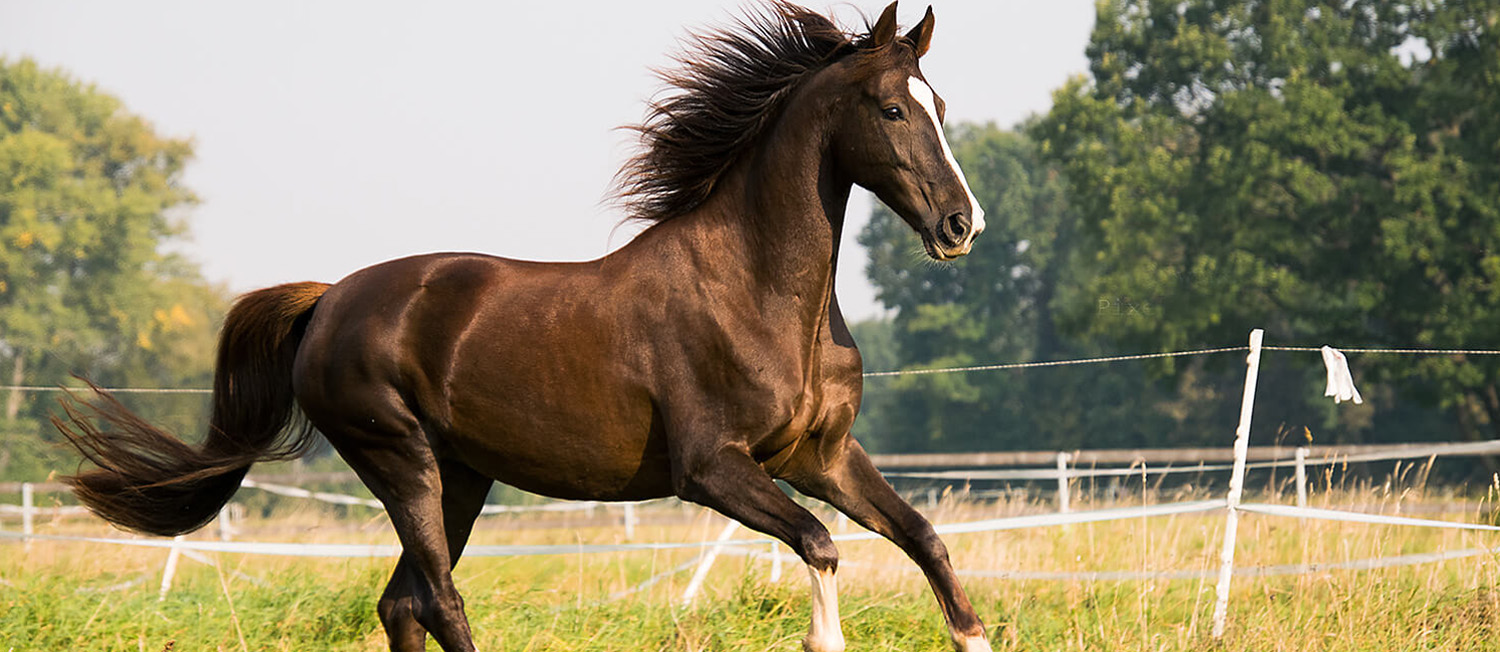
<box><xmin>671</xmin><ymin>440</ymin><xmax>846</xmax><ymax>652</ymax></box>
<box><xmin>788</xmin><ymin>436</ymin><xmax>992</xmax><ymax>652</ymax></box>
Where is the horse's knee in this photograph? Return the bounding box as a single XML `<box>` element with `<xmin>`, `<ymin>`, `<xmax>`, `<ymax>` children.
<box><xmin>901</xmin><ymin>515</ymin><xmax>951</xmax><ymax>563</ymax></box>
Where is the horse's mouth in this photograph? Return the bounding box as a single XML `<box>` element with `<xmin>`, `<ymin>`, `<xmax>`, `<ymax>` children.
<box><xmin>921</xmin><ymin>233</ymin><xmax>974</xmax><ymax>261</ymax></box>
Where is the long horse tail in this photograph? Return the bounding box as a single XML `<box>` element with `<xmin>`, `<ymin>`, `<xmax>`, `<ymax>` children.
<box><xmin>54</xmin><ymin>281</ymin><xmax>332</xmax><ymax>536</ymax></box>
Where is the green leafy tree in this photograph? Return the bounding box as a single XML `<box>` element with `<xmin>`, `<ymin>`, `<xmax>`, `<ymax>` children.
<box><xmin>857</xmin><ymin>124</ymin><xmax>1186</xmax><ymax>453</ymax></box>
<box><xmin>1030</xmin><ymin>0</ymin><xmax>1499</xmax><ymax>444</ymax></box>
<box><xmin>0</xmin><ymin>58</ymin><xmax>226</xmax><ymax>478</ymax></box>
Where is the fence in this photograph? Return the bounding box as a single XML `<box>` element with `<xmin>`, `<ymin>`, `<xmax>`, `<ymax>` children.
<box><xmin>5</xmin><ymin>328</ymin><xmax>1500</xmax><ymax>637</ymax></box>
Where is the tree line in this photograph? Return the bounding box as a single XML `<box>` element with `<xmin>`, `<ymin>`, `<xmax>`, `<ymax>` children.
<box><xmin>853</xmin><ymin>0</ymin><xmax>1500</xmax><ymax>459</ymax></box>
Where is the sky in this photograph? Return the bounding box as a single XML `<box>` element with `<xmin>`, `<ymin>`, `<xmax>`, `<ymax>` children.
<box><xmin>0</xmin><ymin>1</ymin><xmax>1095</xmax><ymax>320</ymax></box>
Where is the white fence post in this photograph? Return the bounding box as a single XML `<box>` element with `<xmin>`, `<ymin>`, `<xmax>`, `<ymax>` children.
<box><xmin>1212</xmin><ymin>328</ymin><xmax>1264</xmax><ymax>639</ymax></box>
<box><xmin>622</xmin><ymin>503</ymin><xmax>637</xmax><ymax>541</ymax></box>
<box><xmin>681</xmin><ymin>519</ymin><xmax>741</xmax><ymax>606</ymax></box>
<box><xmin>1055</xmin><ymin>452</ymin><xmax>1071</xmax><ymax>513</ymax></box>
<box><xmin>1295</xmin><ymin>447</ymin><xmax>1309</xmax><ymax>508</ymax></box>
<box><xmin>769</xmin><ymin>541</ymin><xmax>783</xmax><ymax>583</ymax></box>
<box><xmin>217</xmin><ymin>504</ymin><xmax>235</xmax><ymax>541</ymax></box>
<box><xmin>159</xmin><ymin>535</ymin><xmax>185</xmax><ymax>601</ymax></box>
<box><xmin>21</xmin><ymin>482</ymin><xmax>34</xmax><ymax>550</ymax></box>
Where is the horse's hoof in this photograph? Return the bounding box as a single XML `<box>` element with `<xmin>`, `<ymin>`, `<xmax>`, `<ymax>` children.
<box><xmin>803</xmin><ymin>632</ymin><xmax>846</xmax><ymax>652</ymax></box>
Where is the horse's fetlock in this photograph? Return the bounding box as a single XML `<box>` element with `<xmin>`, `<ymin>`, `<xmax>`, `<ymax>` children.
<box><xmin>376</xmin><ymin>596</ymin><xmax>405</xmax><ymax>626</ymax></box>
<box><xmin>800</xmin><ymin>532</ymin><xmax>839</xmax><ymax>571</ymax></box>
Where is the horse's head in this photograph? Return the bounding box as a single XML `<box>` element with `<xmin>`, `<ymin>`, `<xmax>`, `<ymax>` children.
<box><xmin>829</xmin><ymin>3</ymin><xmax>984</xmax><ymax>261</ymax></box>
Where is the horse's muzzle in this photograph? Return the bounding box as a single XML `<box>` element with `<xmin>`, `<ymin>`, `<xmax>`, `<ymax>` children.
<box><xmin>926</xmin><ymin>211</ymin><xmax>982</xmax><ymax>260</ymax></box>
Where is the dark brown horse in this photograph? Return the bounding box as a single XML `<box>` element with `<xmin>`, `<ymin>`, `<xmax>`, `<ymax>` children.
<box><xmin>55</xmin><ymin>3</ymin><xmax>990</xmax><ymax>650</ymax></box>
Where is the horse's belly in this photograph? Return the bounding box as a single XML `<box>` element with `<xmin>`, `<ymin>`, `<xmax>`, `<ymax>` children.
<box><xmin>439</xmin><ymin>396</ymin><xmax>672</xmax><ymax>502</ymax></box>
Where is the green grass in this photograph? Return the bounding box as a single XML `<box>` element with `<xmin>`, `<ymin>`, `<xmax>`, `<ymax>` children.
<box><xmin>5</xmin><ymin>480</ymin><xmax>1500</xmax><ymax>651</ymax></box>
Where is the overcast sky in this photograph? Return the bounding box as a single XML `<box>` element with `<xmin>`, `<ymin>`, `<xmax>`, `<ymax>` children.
<box><xmin>1</xmin><ymin>1</ymin><xmax>1095</xmax><ymax>320</ymax></box>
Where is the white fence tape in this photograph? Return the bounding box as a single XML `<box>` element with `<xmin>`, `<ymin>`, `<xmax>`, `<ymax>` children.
<box><xmin>4</xmin><ymin>496</ymin><xmax>1495</xmax><ymax>559</ymax></box>
<box><xmin>0</xmin><ymin>500</ymin><xmax>1229</xmax><ymax>558</ymax></box>
<box><xmin>726</xmin><ymin>545</ymin><xmax>1497</xmax><ymax>582</ymax></box>
<box><xmin>842</xmin><ymin>500</ymin><xmax>1227</xmax><ymax>540</ymax></box>
<box><xmin>0</xmin><ymin>504</ymin><xmax>89</xmax><ymax>517</ymax></box>
<box><xmin>1238</xmin><ymin>503</ymin><xmax>1500</xmax><ymax>532</ymax></box>
<box><xmin>237</xmin><ymin>478</ymin><xmax>642</xmax><ymax>515</ymax></box>
<box><xmin>239</xmin><ymin>479</ymin><xmax>384</xmax><ymax>508</ymax></box>
<box><xmin>885</xmin><ymin>440</ymin><xmax>1500</xmax><ymax>482</ymax></box>
<box><xmin>480</xmin><ymin>501</ymin><xmax>643</xmax><ymax>515</ymax></box>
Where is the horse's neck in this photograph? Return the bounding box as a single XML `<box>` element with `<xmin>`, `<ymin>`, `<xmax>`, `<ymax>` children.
<box><xmin>732</xmin><ymin>89</ymin><xmax>850</xmax><ymax>300</ymax></box>
<box><xmin>625</xmin><ymin>81</ymin><xmax>851</xmax><ymax>333</ymax></box>
<box><xmin>697</xmin><ymin>119</ymin><xmax>850</xmax><ymax>332</ymax></box>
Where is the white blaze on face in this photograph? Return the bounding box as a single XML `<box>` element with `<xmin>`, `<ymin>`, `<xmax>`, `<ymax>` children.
<box><xmin>906</xmin><ymin>76</ymin><xmax>986</xmax><ymax>237</ymax></box>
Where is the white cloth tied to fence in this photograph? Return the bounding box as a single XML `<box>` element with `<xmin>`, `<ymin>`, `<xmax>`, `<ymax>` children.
<box><xmin>1321</xmin><ymin>346</ymin><xmax>1363</xmax><ymax>404</ymax></box>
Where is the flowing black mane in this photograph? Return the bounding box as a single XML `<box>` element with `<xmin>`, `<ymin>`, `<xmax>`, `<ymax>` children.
<box><xmin>617</xmin><ymin>2</ymin><xmax>883</xmax><ymax>224</ymax></box>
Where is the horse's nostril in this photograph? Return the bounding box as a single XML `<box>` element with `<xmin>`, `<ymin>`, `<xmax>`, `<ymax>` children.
<box><xmin>944</xmin><ymin>213</ymin><xmax>968</xmax><ymax>242</ymax></box>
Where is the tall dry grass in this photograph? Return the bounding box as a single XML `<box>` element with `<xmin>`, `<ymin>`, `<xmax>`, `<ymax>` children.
<box><xmin>4</xmin><ymin>461</ymin><xmax>1499</xmax><ymax>650</ymax></box>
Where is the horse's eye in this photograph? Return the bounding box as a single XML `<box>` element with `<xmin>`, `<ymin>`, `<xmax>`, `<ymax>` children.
<box><xmin>882</xmin><ymin>106</ymin><xmax>904</xmax><ymax>121</ymax></box>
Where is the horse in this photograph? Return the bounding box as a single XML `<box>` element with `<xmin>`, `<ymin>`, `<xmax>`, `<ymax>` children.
<box><xmin>54</xmin><ymin>3</ymin><xmax>990</xmax><ymax>651</ymax></box>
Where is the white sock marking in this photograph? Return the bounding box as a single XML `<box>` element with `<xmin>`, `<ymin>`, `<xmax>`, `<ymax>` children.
<box><xmin>907</xmin><ymin>76</ymin><xmax>986</xmax><ymax>237</ymax></box>
<box><xmin>804</xmin><ymin>566</ymin><xmax>845</xmax><ymax>652</ymax></box>
<box><xmin>953</xmin><ymin>633</ymin><xmax>994</xmax><ymax>652</ymax></box>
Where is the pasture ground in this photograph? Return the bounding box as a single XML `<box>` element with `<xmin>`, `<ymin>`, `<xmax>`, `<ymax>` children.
<box><xmin>4</xmin><ymin>478</ymin><xmax>1500</xmax><ymax>651</ymax></box>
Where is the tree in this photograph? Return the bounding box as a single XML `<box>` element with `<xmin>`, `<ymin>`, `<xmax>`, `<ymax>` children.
<box><xmin>1030</xmin><ymin>0</ymin><xmax>1500</xmax><ymax>444</ymax></box>
<box><xmin>0</xmin><ymin>58</ymin><xmax>227</xmax><ymax>477</ymax></box>
<box><xmin>856</xmin><ymin>124</ymin><xmax>1187</xmax><ymax>453</ymax></box>
<box><xmin>854</xmin><ymin>2</ymin><xmax>1498</xmax><ymax>455</ymax></box>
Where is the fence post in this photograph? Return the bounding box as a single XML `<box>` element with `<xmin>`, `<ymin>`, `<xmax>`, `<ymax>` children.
<box><xmin>622</xmin><ymin>503</ymin><xmax>637</xmax><ymax>541</ymax></box>
<box><xmin>21</xmin><ymin>482</ymin><xmax>34</xmax><ymax>550</ymax></box>
<box><xmin>681</xmin><ymin>519</ymin><xmax>740</xmax><ymax>606</ymax></box>
<box><xmin>1055</xmin><ymin>452</ymin><xmax>1071</xmax><ymax>513</ymax></box>
<box><xmin>159</xmin><ymin>535</ymin><xmax>185</xmax><ymax>601</ymax></box>
<box><xmin>218</xmin><ymin>505</ymin><xmax>234</xmax><ymax>541</ymax></box>
<box><xmin>1295</xmin><ymin>447</ymin><xmax>1309</xmax><ymax>508</ymax></box>
<box><xmin>769</xmin><ymin>541</ymin><xmax>783</xmax><ymax>583</ymax></box>
<box><xmin>1212</xmin><ymin>328</ymin><xmax>1264</xmax><ymax>639</ymax></box>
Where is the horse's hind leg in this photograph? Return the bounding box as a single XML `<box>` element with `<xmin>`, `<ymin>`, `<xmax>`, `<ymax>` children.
<box><xmin>329</xmin><ymin>426</ymin><xmax>488</xmax><ymax>652</ymax></box>
<box><xmin>378</xmin><ymin>460</ymin><xmax>493</xmax><ymax>652</ymax></box>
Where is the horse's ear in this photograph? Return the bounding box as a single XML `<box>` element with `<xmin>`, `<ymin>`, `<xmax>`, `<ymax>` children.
<box><xmin>870</xmin><ymin>2</ymin><xmax>900</xmax><ymax>48</ymax></box>
<box><xmin>905</xmin><ymin>6</ymin><xmax>934</xmax><ymax>57</ymax></box>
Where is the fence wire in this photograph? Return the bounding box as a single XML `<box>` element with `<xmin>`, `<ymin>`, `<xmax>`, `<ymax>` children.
<box><xmin>5</xmin><ymin>342</ymin><xmax>1500</xmax><ymax>393</ymax></box>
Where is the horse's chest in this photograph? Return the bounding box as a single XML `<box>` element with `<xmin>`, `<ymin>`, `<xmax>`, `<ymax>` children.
<box><xmin>753</xmin><ymin>339</ymin><xmax>862</xmax><ymax>467</ymax></box>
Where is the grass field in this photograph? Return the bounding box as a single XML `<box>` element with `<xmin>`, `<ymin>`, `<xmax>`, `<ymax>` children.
<box><xmin>4</xmin><ymin>473</ymin><xmax>1500</xmax><ymax>651</ymax></box>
